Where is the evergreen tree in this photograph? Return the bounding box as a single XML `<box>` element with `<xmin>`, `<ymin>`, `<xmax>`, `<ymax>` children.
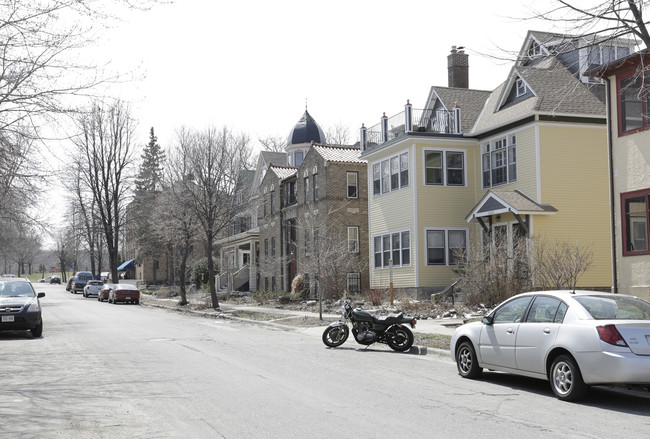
<box><xmin>135</xmin><ymin>127</ymin><xmax>166</xmax><ymax>194</ymax></box>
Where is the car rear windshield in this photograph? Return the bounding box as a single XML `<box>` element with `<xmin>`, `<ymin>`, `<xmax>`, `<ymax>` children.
<box><xmin>575</xmin><ymin>295</ymin><xmax>650</xmax><ymax>320</ymax></box>
<box><xmin>77</xmin><ymin>274</ymin><xmax>92</xmax><ymax>281</ymax></box>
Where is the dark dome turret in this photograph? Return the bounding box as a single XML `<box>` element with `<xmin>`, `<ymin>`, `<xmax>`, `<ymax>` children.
<box><xmin>287</xmin><ymin>109</ymin><xmax>326</xmax><ymax>145</ymax></box>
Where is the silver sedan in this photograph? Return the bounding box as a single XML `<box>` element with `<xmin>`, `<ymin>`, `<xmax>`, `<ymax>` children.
<box><xmin>450</xmin><ymin>290</ymin><xmax>650</xmax><ymax>401</ymax></box>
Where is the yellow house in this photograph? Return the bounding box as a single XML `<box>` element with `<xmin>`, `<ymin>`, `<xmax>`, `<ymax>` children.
<box><xmin>361</xmin><ymin>32</ymin><xmax>629</xmax><ymax>299</ymax></box>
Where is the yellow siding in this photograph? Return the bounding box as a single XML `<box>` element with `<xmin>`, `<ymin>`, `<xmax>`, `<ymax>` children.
<box><xmin>537</xmin><ymin>124</ymin><xmax>612</xmax><ymax>288</ymax></box>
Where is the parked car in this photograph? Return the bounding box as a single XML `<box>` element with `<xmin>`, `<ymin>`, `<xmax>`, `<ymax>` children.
<box><xmin>50</xmin><ymin>275</ymin><xmax>61</xmax><ymax>284</ymax></box>
<box><xmin>98</xmin><ymin>283</ymin><xmax>114</xmax><ymax>302</ymax></box>
<box><xmin>83</xmin><ymin>280</ymin><xmax>103</xmax><ymax>298</ymax></box>
<box><xmin>0</xmin><ymin>277</ymin><xmax>45</xmax><ymax>337</ymax></box>
<box><xmin>71</xmin><ymin>271</ymin><xmax>93</xmax><ymax>294</ymax></box>
<box><xmin>451</xmin><ymin>290</ymin><xmax>650</xmax><ymax>401</ymax></box>
<box><xmin>38</xmin><ymin>277</ymin><xmax>51</xmax><ymax>283</ymax></box>
<box><xmin>66</xmin><ymin>276</ymin><xmax>76</xmax><ymax>292</ymax></box>
<box><xmin>108</xmin><ymin>284</ymin><xmax>140</xmax><ymax>305</ymax></box>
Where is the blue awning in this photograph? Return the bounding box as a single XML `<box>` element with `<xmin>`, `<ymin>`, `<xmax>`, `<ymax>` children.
<box><xmin>117</xmin><ymin>259</ymin><xmax>135</xmax><ymax>271</ymax></box>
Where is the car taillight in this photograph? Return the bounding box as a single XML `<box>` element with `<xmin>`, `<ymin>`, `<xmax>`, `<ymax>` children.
<box><xmin>596</xmin><ymin>324</ymin><xmax>628</xmax><ymax>347</ymax></box>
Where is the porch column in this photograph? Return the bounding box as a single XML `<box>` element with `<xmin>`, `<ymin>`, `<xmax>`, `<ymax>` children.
<box><xmin>381</xmin><ymin>112</ymin><xmax>388</xmax><ymax>143</ymax></box>
<box><xmin>404</xmin><ymin>100</ymin><xmax>413</xmax><ymax>132</ymax></box>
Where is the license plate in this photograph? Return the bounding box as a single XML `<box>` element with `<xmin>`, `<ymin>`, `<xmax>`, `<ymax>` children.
<box><xmin>2</xmin><ymin>315</ymin><xmax>15</xmax><ymax>323</ymax></box>
<box><xmin>126</xmin><ymin>297</ymin><xmax>131</xmax><ymax>300</ymax></box>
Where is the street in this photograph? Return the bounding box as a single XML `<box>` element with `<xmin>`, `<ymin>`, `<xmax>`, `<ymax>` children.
<box><xmin>1</xmin><ymin>283</ymin><xmax>649</xmax><ymax>438</ymax></box>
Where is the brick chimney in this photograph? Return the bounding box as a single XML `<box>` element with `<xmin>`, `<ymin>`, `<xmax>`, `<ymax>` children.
<box><xmin>448</xmin><ymin>45</ymin><xmax>469</xmax><ymax>89</ymax></box>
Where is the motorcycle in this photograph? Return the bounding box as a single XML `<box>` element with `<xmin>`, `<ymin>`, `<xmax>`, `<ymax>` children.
<box><xmin>322</xmin><ymin>300</ymin><xmax>417</xmax><ymax>352</ymax></box>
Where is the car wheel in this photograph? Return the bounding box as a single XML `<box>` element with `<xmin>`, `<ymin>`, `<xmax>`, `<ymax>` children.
<box><xmin>550</xmin><ymin>354</ymin><xmax>588</xmax><ymax>402</ymax></box>
<box><xmin>456</xmin><ymin>341</ymin><xmax>483</xmax><ymax>379</ymax></box>
<box><xmin>31</xmin><ymin>322</ymin><xmax>43</xmax><ymax>338</ymax></box>
<box><xmin>134</xmin><ymin>300</ymin><xmax>139</xmax><ymax>305</ymax></box>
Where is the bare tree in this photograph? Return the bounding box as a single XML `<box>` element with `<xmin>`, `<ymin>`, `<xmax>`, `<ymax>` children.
<box><xmin>171</xmin><ymin>126</ymin><xmax>253</xmax><ymax>310</ymax></box>
<box><xmin>533</xmin><ymin>238</ymin><xmax>594</xmax><ymax>292</ymax></box>
<box><xmin>531</xmin><ymin>1</ymin><xmax>650</xmax><ymax>50</ymax></box>
<box><xmin>72</xmin><ymin>100</ymin><xmax>136</xmax><ymax>284</ymax></box>
<box><xmin>258</xmin><ymin>135</ymin><xmax>286</xmax><ymax>152</ymax></box>
<box><xmin>325</xmin><ymin>123</ymin><xmax>352</xmax><ymax>146</ymax></box>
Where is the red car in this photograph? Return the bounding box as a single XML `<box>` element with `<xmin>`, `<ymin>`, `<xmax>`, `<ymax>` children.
<box><xmin>97</xmin><ymin>284</ymin><xmax>113</xmax><ymax>302</ymax></box>
<box><xmin>108</xmin><ymin>284</ymin><xmax>140</xmax><ymax>305</ymax></box>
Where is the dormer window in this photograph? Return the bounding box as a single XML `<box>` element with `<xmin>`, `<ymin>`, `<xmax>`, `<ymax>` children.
<box><xmin>516</xmin><ymin>78</ymin><xmax>527</xmax><ymax>97</ymax></box>
<box><xmin>583</xmin><ymin>45</ymin><xmax>631</xmax><ymax>82</ymax></box>
<box><xmin>527</xmin><ymin>41</ymin><xmax>542</xmax><ymax>59</ymax></box>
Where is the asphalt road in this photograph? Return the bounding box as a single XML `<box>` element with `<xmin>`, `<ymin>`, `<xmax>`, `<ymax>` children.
<box><xmin>1</xmin><ymin>283</ymin><xmax>649</xmax><ymax>438</ymax></box>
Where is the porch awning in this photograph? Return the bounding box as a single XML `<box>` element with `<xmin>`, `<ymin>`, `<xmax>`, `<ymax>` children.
<box><xmin>465</xmin><ymin>189</ymin><xmax>557</xmax><ymax>222</ymax></box>
<box><xmin>117</xmin><ymin>259</ymin><xmax>136</xmax><ymax>271</ymax></box>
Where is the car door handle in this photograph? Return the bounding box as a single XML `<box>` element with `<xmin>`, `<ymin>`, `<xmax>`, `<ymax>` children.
<box><xmin>506</xmin><ymin>327</ymin><xmax>514</xmax><ymax>334</ymax></box>
<box><xmin>543</xmin><ymin>328</ymin><xmax>551</xmax><ymax>334</ymax></box>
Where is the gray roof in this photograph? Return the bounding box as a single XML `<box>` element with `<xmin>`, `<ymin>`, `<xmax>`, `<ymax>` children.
<box><xmin>466</xmin><ymin>189</ymin><xmax>558</xmax><ymax>222</ymax></box>
<box><xmin>260</xmin><ymin>151</ymin><xmax>287</xmax><ymax>167</ymax></box>
<box><xmin>428</xmin><ymin>87</ymin><xmax>491</xmax><ymax>133</ymax></box>
<box><xmin>312</xmin><ymin>144</ymin><xmax>366</xmax><ymax>164</ymax></box>
<box><xmin>471</xmin><ymin>59</ymin><xmax>605</xmax><ymax>134</ymax></box>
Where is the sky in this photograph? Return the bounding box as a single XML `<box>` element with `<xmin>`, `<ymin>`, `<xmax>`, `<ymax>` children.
<box><xmin>89</xmin><ymin>0</ymin><xmax>556</xmax><ymax>153</ymax></box>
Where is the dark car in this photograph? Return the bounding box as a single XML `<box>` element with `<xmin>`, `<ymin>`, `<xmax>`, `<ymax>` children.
<box><xmin>0</xmin><ymin>277</ymin><xmax>45</xmax><ymax>337</ymax></box>
<box><xmin>71</xmin><ymin>271</ymin><xmax>93</xmax><ymax>294</ymax></box>
<box><xmin>50</xmin><ymin>275</ymin><xmax>61</xmax><ymax>284</ymax></box>
<box><xmin>108</xmin><ymin>284</ymin><xmax>140</xmax><ymax>305</ymax></box>
<box><xmin>66</xmin><ymin>276</ymin><xmax>76</xmax><ymax>292</ymax></box>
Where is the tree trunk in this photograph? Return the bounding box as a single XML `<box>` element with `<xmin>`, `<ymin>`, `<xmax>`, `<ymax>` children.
<box><xmin>206</xmin><ymin>234</ymin><xmax>219</xmax><ymax>310</ymax></box>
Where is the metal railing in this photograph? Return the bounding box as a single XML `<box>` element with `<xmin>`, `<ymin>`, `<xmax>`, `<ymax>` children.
<box><xmin>361</xmin><ymin>103</ymin><xmax>461</xmax><ymax>151</ymax></box>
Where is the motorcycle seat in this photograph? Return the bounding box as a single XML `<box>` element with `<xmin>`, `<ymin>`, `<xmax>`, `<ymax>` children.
<box><xmin>373</xmin><ymin>312</ymin><xmax>403</xmax><ymax>324</ymax></box>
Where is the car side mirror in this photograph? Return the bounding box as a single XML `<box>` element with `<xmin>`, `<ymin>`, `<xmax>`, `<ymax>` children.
<box><xmin>482</xmin><ymin>315</ymin><xmax>493</xmax><ymax>325</ymax></box>
<box><xmin>37</xmin><ymin>292</ymin><xmax>45</xmax><ymax>298</ymax></box>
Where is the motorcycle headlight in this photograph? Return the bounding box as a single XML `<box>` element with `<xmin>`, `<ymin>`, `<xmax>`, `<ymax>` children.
<box><xmin>27</xmin><ymin>299</ymin><xmax>40</xmax><ymax>312</ymax></box>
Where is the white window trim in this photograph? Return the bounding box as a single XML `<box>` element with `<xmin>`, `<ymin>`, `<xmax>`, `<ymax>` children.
<box><xmin>515</xmin><ymin>78</ymin><xmax>527</xmax><ymax>97</ymax></box>
<box><xmin>424</xmin><ymin>227</ymin><xmax>469</xmax><ymax>267</ymax></box>
<box><xmin>481</xmin><ymin>132</ymin><xmax>518</xmax><ymax>189</ymax></box>
<box><xmin>372</xmin><ymin>229</ymin><xmax>411</xmax><ymax>269</ymax></box>
<box><xmin>371</xmin><ymin>150</ymin><xmax>409</xmax><ymax>196</ymax></box>
<box><xmin>347</xmin><ymin>171</ymin><xmax>359</xmax><ymax>199</ymax></box>
<box><xmin>347</xmin><ymin>226</ymin><xmax>359</xmax><ymax>253</ymax></box>
<box><xmin>422</xmin><ymin>148</ymin><xmax>467</xmax><ymax>187</ymax></box>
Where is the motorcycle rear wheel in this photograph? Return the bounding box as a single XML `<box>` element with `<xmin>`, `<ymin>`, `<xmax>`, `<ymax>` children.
<box><xmin>387</xmin><ymin>326</ymin><xmax>414</xmax><ymax>352</ymax></box>
<box><xmin>322</xmin><ymin>325</ymin><xmax>349</xmax><ymax>347</ymax></box>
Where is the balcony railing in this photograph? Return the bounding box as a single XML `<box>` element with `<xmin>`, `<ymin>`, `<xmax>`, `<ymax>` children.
<box><xmin>361</xmin><ymin>101</ymin><xmax>461</xmax><ymax>151</ymax></box>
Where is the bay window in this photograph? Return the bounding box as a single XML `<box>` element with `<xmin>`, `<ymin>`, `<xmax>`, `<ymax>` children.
<box><xmin>622</xmin><ymin>189</ymin><xmax>650</xmax><ymax>255</ymax></box>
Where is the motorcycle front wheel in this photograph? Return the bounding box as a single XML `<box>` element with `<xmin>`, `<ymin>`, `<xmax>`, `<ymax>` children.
<box><xmin>322</xmin><ymin>325</ymin><xmax>349</xmax><ymax>347</ymax></box>
<box><xmin>387</xmin><ymin>326</ymin><xmax>414</xmax><ymax>352</ymax></box>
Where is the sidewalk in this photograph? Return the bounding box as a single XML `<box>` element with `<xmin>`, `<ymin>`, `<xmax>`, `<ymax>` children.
<box><xmin>142</xmin><ymin>295</ymin><xmax>465</xmax><ymax>337</ymax></box>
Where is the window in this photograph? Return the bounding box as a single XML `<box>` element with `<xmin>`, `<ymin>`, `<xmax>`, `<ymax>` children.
<box><xmin>271</xmin><ymin>237</ymin><xmax>276</xmax><ymax>257</ymax></box>
<box><xmin>263</xmin><ymin>197</ymin><xmax>268</xmax><ymax>217</ymax></box>
<box><xmin>516</xmin><ymin>78</ymin><xmax>527</xmax><ymax>97</ymax></box>
<box><xmin>526</xmin><ymin>296</ymin><xmax>565</xmax><ymax>323</ymax></box>
<box><xmin>348</xmin><ymin>226</ymin><xmax>359</xmax><ymax>253</ymax></box>
<box><xmin>372</xmin><ymin>164</ymin><xmax>381</xmax><ymax>195</ymax></box>
<box><xmin>287</xmin><ymin>180</ymin><xmax>297</xmax><ymax>206</ymax></box>
<box><xmin>622</xmin><ymin>189</ymin><xmax>650</xmax><ymax>255</ymax></box>
<box><xmin>347</xmin><ymin>273</ymin><xmax>361</xmax><ymax>295</ymax></box>
<box><xmin>426</xmin><ymin>229</ymin><xmax>467</xmax><ymax>266</ymax></box>
<box><xmin>304</xmin><ymin>177</ymin><xmax>309</xmax><ymax>202</ymax></box>
<box><xmin>618</xmin><ymin>71</ymin><xmax>650</xmax><ymax>134</ymax></box>
<box><xmin>373</xmin><ymin>231</ymin><xmax>410</xmax><ymax>268</ymax></box>
<box><xmin>482</xmin><ymin>135</ymin><xmax>517</xmax><ymax>188</ymax></box>
<box><xmin>264</xmin><ymin>239</ymin><xmax>269</xmax><ymax>258</ymax></box>
<box><xmin>527</xmin><ymin>41</ymin><xmax>542</xmax><ymax>59</ymax></box>
<box><xmin>347</xmin><ymin>172</ymin><xmax>358</xmax><ymax>198</ymax></box>
<box><xmin>295</xmin><ymin>151</ymin><xmax>304</xmax><ymax>167</ymax></box>
<box><xmin>493</xmin><ymin>296</ymin><xmax>532</xmax><ymax>324</ymax></box>
<box><xmin>270</xmin><ymin>191</ymin><xmax>275</xmax><ymax>214</ymax></box>
<box><xmin>373</xmin><ymin>152</ymin><xmax>409</xmax><ymax>196</ymax></box>
<box><xmin>313</xmin><ymin>173</ymin><xmax>319</xmax><ymax>201</ymax></box>
<box><xmin>271</xmin><ymin>277</ymin><xmax>276</xmax><ymax>292</ymax></box>
<box><xmin>425</xmin><ymin>150</ymin><xmax>465</xmax><ymax>186</ymax></box>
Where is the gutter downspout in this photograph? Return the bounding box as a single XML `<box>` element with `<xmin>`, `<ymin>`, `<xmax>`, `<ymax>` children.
<box><xmin>606</xmin><ymin>78</ymin><xmax>618</xmax><ymax>294</ymax></box>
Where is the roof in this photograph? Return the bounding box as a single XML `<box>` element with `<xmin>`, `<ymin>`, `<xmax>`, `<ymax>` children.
<box><xmin>287</xmin><ymin>109</ymin><xmax>327</xmax><ymax>145</ymax></box>
<box><xmin>312</xmin><ymin>144</ymin><xmax>366</xmax><ymax>164</ymax></box>
<box><xmin>117</xmin><ymin>259</ymin><xmax>136</xmax><ymax>271</ymax></box>
<box><xmin>471</xmin><ymin>60</ymin><xmax>605</xmax><ymax>134</ymax></box>
<box><xmin>466</xmin><ymin>189</ymin><xmax>557</xmax><ymax>222</ymax></box>
<box><xmin>269</xmin><ymin>164</ymin><xmax>297</xmax><ymax>180</ymax></box>
<box><xmin>259</xmin><ymin>151</ymin><xmax>287</xmax><ymax>167</ymax></box>
<box><xmin>427</xmin><ymin>87</ymin><xmax>491</xmax><ymax>133</ymax></box>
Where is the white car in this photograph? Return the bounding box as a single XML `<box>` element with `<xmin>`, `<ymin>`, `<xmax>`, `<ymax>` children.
<box><xmin>450</xmin><ymin>290</ymin><xmax>650</xmax><ymax>401</ymax></box>
<box><xmin>82</xmin><ymin>280</ymin><xmax>103</xmax><ymax>298</ymax></box>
